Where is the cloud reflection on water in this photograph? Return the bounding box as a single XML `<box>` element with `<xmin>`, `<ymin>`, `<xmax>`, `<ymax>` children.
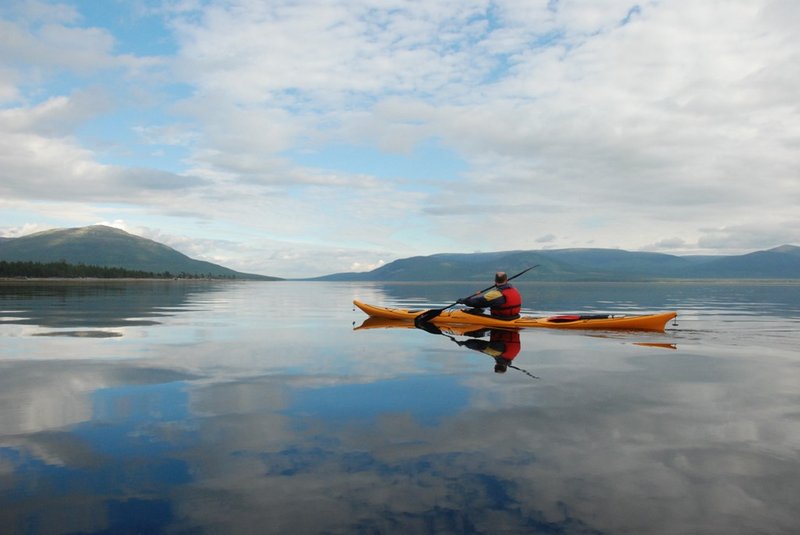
<box><xmin>1</xmin><ymin>281</ymin><xmax>799</xmax><ymax>533</ymax></box>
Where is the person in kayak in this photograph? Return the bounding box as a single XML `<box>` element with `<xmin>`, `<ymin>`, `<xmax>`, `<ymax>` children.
<box><xmin>456</xmin><ymin>271</ymin><xmax>522</xmax><ymax>320</ymax></box>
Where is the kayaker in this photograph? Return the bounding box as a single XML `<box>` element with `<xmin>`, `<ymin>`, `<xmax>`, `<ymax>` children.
<box><xmin>456</xmin><ymin>271</ymin><xmax>522</xmax><ymax>320</ymax></box>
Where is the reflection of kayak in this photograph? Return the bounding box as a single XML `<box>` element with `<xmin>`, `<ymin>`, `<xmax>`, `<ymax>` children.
<box><xmin>355</xmin><ymin>316</ymin><xmax>512</xmax><ymax>336</ymax></box>
<box><xmin>354</xmin><ymin>300</ymin><xmax>677</xmax><ymax>332</ymax></box>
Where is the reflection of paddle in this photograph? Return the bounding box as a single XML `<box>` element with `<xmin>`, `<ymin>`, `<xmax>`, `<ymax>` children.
<box><xmin>414</xmin><ymin>322</ymin><xmax>539</xmax><ymax>380</ymax></box>
<box><xmin>413</xmin><ymin>265</ymin><xmax>539</xmax><ymax>326</ymax></box>
<box><xmin>496</xmin><ymin>360</ymin><xmax>539</xmax><ymax>380</ymax></box>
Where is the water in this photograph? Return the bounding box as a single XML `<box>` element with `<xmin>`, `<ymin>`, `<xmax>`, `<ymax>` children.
<box><xmin>1</xmin><ymin>280</ymin><xmax>799</xmax><ymax>534</ymax></box>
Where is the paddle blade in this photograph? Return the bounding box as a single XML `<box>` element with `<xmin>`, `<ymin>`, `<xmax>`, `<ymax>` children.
<box><xmin>414</xmin><ymin>318</ymin><xmax>443</xmax><ymax>335</ymax></box>
<box><xmin>414</xmin><ymin>308</ymin><xmax>443</xmax><ymax>325</ymax></box>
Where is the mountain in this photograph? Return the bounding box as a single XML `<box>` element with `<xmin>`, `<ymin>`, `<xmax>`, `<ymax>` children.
<box><xmin>0</xmin><ymin>226</ymin><xmax>280</xmax><ymax>280</ymax></box>
<box><xmin>6</xmin><ymin>225</ymin><xmax>795</xmax><ymax>281</ymax></box>
<box><xmin>679</xmin><ymin>245</ymin><xmax>800</xmax><ymax>279</ymax></box>
<box><xmin>312</xmin><ymin>245</ymin><xmax>800</xmax><ymax>281</ymax></box>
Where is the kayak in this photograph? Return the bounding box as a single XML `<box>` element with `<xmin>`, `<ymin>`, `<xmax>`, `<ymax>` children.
<box><xmin>353</xmin><ymin>300</ymin><xmax>677</xmax><ymax>332</ymax></box>
<box><xmin>354</xmin><ymin>300</ymin><xmax>677</xmax><ymax>332</ymax></box>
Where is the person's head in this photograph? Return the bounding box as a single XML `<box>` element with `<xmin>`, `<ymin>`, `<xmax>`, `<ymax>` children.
<box><xmin>495</xmin><ymin>357</ymin><xmax>510</xmax><ymax>373</ymax></box>
<box><xmin>495</xmin><ymin>271</ymin><xmax>508</xmax><ymax>284</ymax></box>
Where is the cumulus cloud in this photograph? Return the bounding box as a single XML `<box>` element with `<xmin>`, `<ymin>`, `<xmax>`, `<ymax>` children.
<box><xmin>1</xmin><ymin>90</ymin><xmax>112</xmax><ymax>135</ymax></box>
<box><xmin>0</xmin><ymin>18</ymin><xmax>116</xmax><ymax>73</ymax></box>
<box><xmin>0</xmin><ymin>128</ymin><xmax>206</xmax><ymax>202</ymax></box>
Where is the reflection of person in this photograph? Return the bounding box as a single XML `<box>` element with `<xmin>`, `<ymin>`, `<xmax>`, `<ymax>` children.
<box><xmin>415</xmin><ymin>321</ymin><xmax>538</xmax><ymax>378</ymax></box>
<box><xmin>456</xmin><ymin>271</ymin><xmax>522</xmax><ymax>319</ymax></box>
<box><xmin>459</xmin><ymin>329</ymin><xmax>521</xmax><ymax>373</ymax></box>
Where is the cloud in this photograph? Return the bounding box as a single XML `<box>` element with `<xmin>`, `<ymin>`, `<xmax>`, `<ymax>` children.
<box><xmin>0</xmin><ymin>65</ymin><xmax>21</xmax><ymax>104</ymax></box>
<box><xmin>171</xmin><ymin>1</ymin><xmax>496</xmax><ymax>104</ymax></box>
<box><xmin>1</xmin><ymin>0</ymin><xmax>799</xmax><ymax>276</ymax></box>
<box><xmin>0</xmin><ymin>129</ymin><xmax>207</xmax><ymax>203</ymax></box>
<box><xmin>4</xmin><ymin>0</ymin><xmax>80</xmax><ymax>25</ymax></box>
<box><xmin>536</xmin><ymin>233</ymin><xmax>557</xmax><ymax>244</ymax></box>
<box><xmin>0</xmin><ymin>221</ymin><xmax>55</xmax><ymax>238</ymax></box>
<box><xmin>1</xmin><ymin>90</ymin><xmax>112</xmax><ymax>135</ymax></box>
<box><xmin>0</xmin><ymin>18</ymin><xmax>115</xmax><ymax>73</ymax></box>
<box><xmin>697</xmin><ymin>221</ymin><xmax>800</xmax><ymax>252</ymax></box>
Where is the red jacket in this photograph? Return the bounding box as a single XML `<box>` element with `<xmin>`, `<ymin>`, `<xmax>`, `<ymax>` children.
<box><xmin>491</xmin><ymin>284</ymin><xmax>522</xmax><ymax>318</ymax></box>
<box><xmin>490</xmin><ymin>329</ymin><xmax>521</xmax><ymax>359</ymax></box>
<box><xmin>461</xmin><ymin>283</ymin><xmax>523</xmax><ymax>319</ymax></box>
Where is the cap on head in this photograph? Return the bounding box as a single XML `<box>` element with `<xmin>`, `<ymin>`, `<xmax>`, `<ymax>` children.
<box><xmin>495</xmin><ymin>271</ymin><xmax>508</xmax><ymax>284</ymax></box>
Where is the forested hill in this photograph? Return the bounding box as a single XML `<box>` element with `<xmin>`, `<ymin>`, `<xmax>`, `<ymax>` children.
<box><xmin>0</xmin><ymin>226</ymin><xmax>280</xmax><ymax>280</ymax></box>
<box><xmin>311</xmin><ymin>245</ymin><xmax>800</xmax><ymax>282</ymax></box>
<box><xmin>0</xmin><ymin>260</ymin><xmax>192</xmax><ymax>279</ymax></box>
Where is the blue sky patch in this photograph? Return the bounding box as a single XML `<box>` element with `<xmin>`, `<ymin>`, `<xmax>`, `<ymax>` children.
<box><xmin>286</xmin><ymin>139</ymin><xmax>467</xmax><ymax>183</ymax></box>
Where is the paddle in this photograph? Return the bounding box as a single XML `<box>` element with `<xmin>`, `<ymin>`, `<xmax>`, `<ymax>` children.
<box><xmin>413</xmin><ymin>264</ymin><xmax>539</xmax><ymax>326</ymax></box>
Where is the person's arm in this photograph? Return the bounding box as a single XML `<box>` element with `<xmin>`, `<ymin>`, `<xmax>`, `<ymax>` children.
<box><xmin>458</xmin><ymin>289</ymin><xmax>506</xmax><ymax>308</ymax></box>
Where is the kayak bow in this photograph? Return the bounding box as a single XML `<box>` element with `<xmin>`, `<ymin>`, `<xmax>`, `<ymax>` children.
<box><xmin>354</xmin><ymin>300</ymin><xmax>677</xmax><ymax>332</ymax></box>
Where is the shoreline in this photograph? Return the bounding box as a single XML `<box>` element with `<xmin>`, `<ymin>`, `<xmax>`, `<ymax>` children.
<box><xmin>2</xmin><ymin>277</ymin><xmax>798</xmax><ymax>285</ymax></box>
<box><xmin>0</xmin><ymin>277</ymin><xmax>261</xmax><ymax>283</ymax></box>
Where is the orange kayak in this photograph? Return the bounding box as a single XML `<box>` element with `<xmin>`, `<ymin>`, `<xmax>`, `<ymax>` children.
<box><xmin>353</xmin><ymin>300</ymin><xmax>677</xmax><ymax>332</ymax></box>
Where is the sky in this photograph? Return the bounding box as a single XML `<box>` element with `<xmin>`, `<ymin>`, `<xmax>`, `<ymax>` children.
<box><xmin>1</xmin><ymin>0</ymin><xmax>798</xmax><ymax>278</ymax></box>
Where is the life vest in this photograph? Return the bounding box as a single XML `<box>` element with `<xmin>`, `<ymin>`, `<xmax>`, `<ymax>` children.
<box><xmin>490</xmin><ymin>329</ymin><xmax>521</xmax><ymax>359</ymax></box>
<box><xmin>491</xmin><ymin>284</ymin><xmax>522</xmax><ymax>318</ymax></box>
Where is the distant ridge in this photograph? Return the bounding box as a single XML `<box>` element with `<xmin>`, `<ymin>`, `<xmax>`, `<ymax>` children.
<box><xmin>0</xmin><ymin>225</ymin><xmax>280</xmax><ymax>280</ymax></box>
<box><xmin>4</xmin><ymin>225</ymin><xmax>797</xmax><ymax>282</ymax></box>
<box><xmin>311</xmin><ymin>245</ymin><xmax>800</xmax><ymax>282</ymax></box>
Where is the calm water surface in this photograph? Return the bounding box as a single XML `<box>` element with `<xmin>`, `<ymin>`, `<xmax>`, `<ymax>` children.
<box><xmin>1</xmin><ymin>281</ymin><xmax>799</xmax><ymax>534</ymax></box>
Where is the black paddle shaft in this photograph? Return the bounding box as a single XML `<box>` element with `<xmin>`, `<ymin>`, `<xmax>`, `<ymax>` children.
<box><xmin>414</xmin><ymin>264</ymin><xmax>539</xmax><ymax>325</ymax></box>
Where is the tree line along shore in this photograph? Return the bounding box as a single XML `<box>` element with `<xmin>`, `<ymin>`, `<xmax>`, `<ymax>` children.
<box><xmin>0</xmin><ymin>260</ymin><xmax>239</xmax><ymax>280</ymax></box>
